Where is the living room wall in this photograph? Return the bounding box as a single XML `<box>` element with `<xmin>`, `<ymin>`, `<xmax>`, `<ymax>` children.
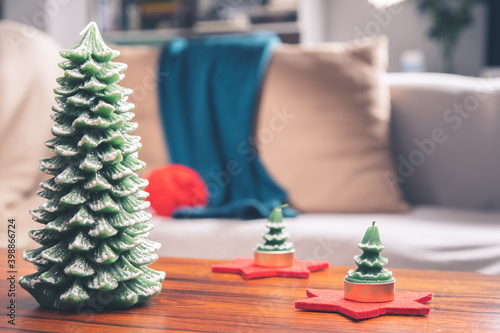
<box><xmin>320</xmin><ymin>0</ymin><xmax>487</xmax><ymax>76</ymax></box>
<box><xmin>3</xmin><ymin>0</ymin><xmax>489</xmax><ymax>76</ymax></box>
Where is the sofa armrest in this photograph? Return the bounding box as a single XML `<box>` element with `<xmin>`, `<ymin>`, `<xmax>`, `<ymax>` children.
<box><xmin>388</xmin><ymin>72</ymin><xmax>500</xmax><ymax>210</ymax></box>
<box><xmin>0</xmin><ymin>20</ymin><xmax>62</xmax><ymax>248</ymax></box>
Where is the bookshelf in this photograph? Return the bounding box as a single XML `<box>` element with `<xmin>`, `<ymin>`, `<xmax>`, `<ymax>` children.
<box><xmin>102</xmin><ymin>21</ymin><xmax>299</xmax><ymax>45</ymax></box>
<box><xmin>91</xmin><ymin>0</ymin><xmax>300</xmax><ymax>45</ymax></box>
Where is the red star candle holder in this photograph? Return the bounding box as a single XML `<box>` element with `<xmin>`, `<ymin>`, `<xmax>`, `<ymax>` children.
<box><xmin>295</xmin><ymin>289</ymin><xmax>433</xmax><ymax>320</ymax></box>
<box><xmin>294</xmin><ymin>222</ymin><xmax>433</xmax><ymax>320</ymax></box>
<box><xmin>211</xmin><ymin>257</ymin><xmax>329</xmax><ymax>280</ymax></box>
<box><xmin>211</xmin><ymin>205</ymin><xmax>329</xmax><ymax>279</ymax></box>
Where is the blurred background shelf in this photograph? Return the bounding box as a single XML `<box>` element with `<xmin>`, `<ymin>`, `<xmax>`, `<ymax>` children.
<box><xmin>102</xmin><ymin>21</ymin><xmax>299</xmax><ymax>45</ymax></box>
<box><xmin>2</xmin><ymin>0</ymin><xmax>500</xmax><ymax>75</ymax></box>
<box><xmin>91</xmin><ymin>0</ymin><xmax>300</xmax><ymax>44</ymax></box>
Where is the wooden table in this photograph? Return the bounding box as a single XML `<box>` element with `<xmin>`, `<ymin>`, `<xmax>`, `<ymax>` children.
<box><xmin>2</xmin><ymin>250</ymin><xmax>500</xmax><ymax>332</ymax></box>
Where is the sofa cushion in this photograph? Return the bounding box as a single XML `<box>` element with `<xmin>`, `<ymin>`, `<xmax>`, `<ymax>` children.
<box><xmin>148</xmin><ymin>206</ymin><xmax>500</xmax><ymax>274</ymax></box>
<box><xmin>389</xmin><ymin>73</ymin><xmax>500</xmax><ymax>210</ymax></box>
<box><xmin>255</xmin><ymin>36</ymin><xmax>409</xmax><ymax>213</ymax></box>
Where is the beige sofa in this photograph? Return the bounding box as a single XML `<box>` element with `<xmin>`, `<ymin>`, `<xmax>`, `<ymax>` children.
<box><xmin>145</xmin><ymin>70</ymin><xmax>500</xmax><ymax>274</ymax></box>
<box><xmin>2</xmin><ymin>20</ymin><xmax>500</xmax><ymax>274</ymax></box>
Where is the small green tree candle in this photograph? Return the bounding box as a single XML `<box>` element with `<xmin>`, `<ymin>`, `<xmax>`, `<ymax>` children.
<box><xmin>255</xmin><ymin>204</ymin><xmax>293</xmax><ymax>252</ymax></box>
<box><xmin>19</xmin><ymin>22</ymin><xmax>165</xmax><ymax>310</ymax></box>
<box><xmin>345</xmin><ymin>221</ymin><xmax>394</xmax><ymax>284</ymax></box>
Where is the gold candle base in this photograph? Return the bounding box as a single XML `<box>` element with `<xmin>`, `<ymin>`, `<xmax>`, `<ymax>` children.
<box><xmin>344</xmin><ymin>280</ymin><xmax>395</xmax><ymax>303</ymax></box>
<box><xmin>253</xmin><ymin>250</ymin><xmax>295</xmax><ymax>268</ymax></box>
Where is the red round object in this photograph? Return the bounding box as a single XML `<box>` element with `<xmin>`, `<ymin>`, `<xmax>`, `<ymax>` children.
<box><xmin>145</xmin><ymin>164</ymin><xmax>208</xmax><ymax>217</ymax></box>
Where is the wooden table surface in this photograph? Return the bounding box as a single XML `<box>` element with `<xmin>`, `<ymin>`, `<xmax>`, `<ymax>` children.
<box><xmin>2</xmin><ymin>249</ymin><xmax>500</xmax><ymax>332</ymax></box>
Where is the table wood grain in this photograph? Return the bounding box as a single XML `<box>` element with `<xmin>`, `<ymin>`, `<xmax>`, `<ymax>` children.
<box><xmin>1</xmin><ymin>249</ymin><xmax>499</xmax><ymax>332</ymax></box>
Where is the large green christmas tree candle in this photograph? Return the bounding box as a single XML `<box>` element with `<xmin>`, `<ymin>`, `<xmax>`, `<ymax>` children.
<box><xmin>254</xmin><ymin>204</ymin><xmax>295</xmax><ymax>267</ymax></box>
<box><xmin>19</xmin><ymin>22</ymin><xmax>165</xmax><ymax>310</ymax></box>
<box><xmin>344</xmin><ymin>222</ymin><xmax>395</xmax><ymax>302</ymax></box>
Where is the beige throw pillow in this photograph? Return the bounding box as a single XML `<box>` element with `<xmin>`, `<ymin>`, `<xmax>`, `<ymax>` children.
<box><xmin>114</xmin><ymin>45</ymin><xmax>169</xmax><ymax>178</ymax></box>
<box><xmin>256</xmin><ymin>36</ymin><xmax>409</xmax><ymax>213</ymax></box>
